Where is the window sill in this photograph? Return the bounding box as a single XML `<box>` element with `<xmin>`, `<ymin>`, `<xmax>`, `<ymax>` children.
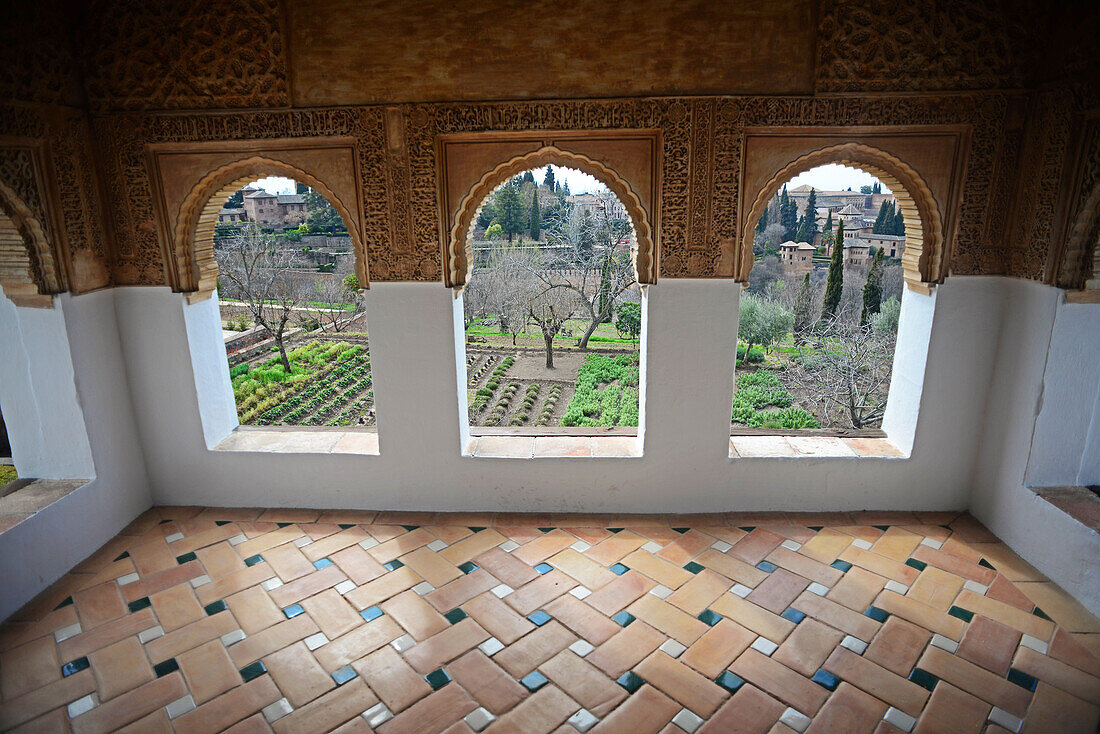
<box><xmin>729</xmin><ymin>435</ymin><xmax>905</xmax><ymax>459</ymax></box>
<box><xmin>1030</xmin><ymin>486</ymin><xmax>1100</xmax><ymax>532</ymax></box>
<box><xmin>465</xmin><ymin>435</ymin><xmax>642</xmax><ymax>459</ymax></box>
<box><xmin>0</xmin><ymin>478</ymin><xmax>90</xmax><ymax>535</ymax></box>
<box><xmin>214</xmin><ymin>427</ymin><xmax>379</xmax><ymax>455</ymax></box>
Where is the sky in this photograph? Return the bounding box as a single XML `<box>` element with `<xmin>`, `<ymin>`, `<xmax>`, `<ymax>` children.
<box><xmin>250</xmin><ymin>166</ymin><xmax>605</xmax><ymax>197</ymax></box>
<box><xmin>786</xmin><ymin>163</ymin><xmax>891</xmax><ymax>193</ymax></box>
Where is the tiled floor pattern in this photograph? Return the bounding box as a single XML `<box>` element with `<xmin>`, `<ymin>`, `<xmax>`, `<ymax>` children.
<box><xmin>2</xmin><ymin>509</ymin><xmax>1099</xmax><ymax>733</ymax></box>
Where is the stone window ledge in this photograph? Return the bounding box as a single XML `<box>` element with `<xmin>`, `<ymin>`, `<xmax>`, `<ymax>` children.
<box><xmin>1031</xmin><ymin>486</ymin><xmax>1100</xmax><ymax>532</ymax></box>
<box><xmin>215</xmin><ymin>427</ymin><xmax>379</xmax><ymax>455</ymax></box>
<box><xmin>0</xmin><ymin>478</ymin><xmax>90</xmax><ymax>534</ymax></box>
<box><xmin>730</xmin><ymin>435</ymin><xmax>905</xmax><ymax>459</ymax></box>
<box><xmin>465</xmin><ymin>435</ymin><xmax>642</xmax><ymax>459</ymax></box>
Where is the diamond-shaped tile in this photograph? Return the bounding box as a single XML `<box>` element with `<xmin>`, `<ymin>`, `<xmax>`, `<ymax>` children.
<box><xmin>283</xmin><ymin>604</ymin><xmax>305</xmax><ymax>619</ymax></box>
<box><xmin>464</xmin><ymin>707</ymin><xmax>496</xmax><ymax>732</ymax></box>
<box><xmin>616</xmin><ymin>671</ymin><xmax>644</xmax><ymax>693</ymax></box>
<box><xmin>811</xmin><ymin>669</ymin><xmax>840</xmax><ymax>690</ymax></box>
<box><xmin>391</xmin><ymin>634</ymin><xmax>416</xmax><ymax>653</ymax></box>
<box><xmin>360</xmin><ymin>606</ymin><xmax>384</xmax><ymax>622</ymax></box>
<box><xmin>534</xmin><ymin>562</ymin><xmax>554</xmax><ymax>574</ymax></box>
<box><xmin>884</xmin><ymin>707</ymin><xmax>917</xmax><ymax>733</ymax></box>
<box><xmin>781</xmin><ymin>608</ymin><xmax>806</xmax><ymax>624</ymax></box>
<box><xmin>683</xmin><ymin>561</ymin><xmax>705</xmax><ymax>574</ymax></box>
<box><xmin>426</xmin><ymin>539</ymin><xmax>449</xmax><ymax>552</ymax></box>
<box><xmin>710</xmin><ymin>540</ymin><xmax>733</xmax><ymax>553</ymax></box>
<box><xmin>425</xmin><ymin>668</ymin><xmax>452</xmax><ymax>690</ymax></box>
<box><xmin>697</xmin><ymin>609</ymin><xmax>722</xmax><ymax>626</ymax></box>
<box><xmin>362</xmin><ymin>703</ymin><xmax>393</xmax><ymax>728</ymax></box>
<box><xmin>570</xmin><ymin>639</ymin><xmax>596</xmax><ymax>657</ymax></box>
<box><xmin>611</xmin><ymin>611</ymin><xmax>635</xmax><ymax>627</ymax></box>
<box><xmin>491</xmin><ymin>584</ymin><xmax>514</xmax><ymax>598</ymax></box>
<box><xmin>520</xmin><ymin>670</ymin><xmax>549</xmax><ymax>692</ymax></box>
<box><xmin>751</xmin><ymin>637</ymin><xmax>778</xmax><ymax>655</ymax></box>
<box><xmin>715</xmin><ymin>671</ymin><xmax>745</xmax><ymax>693</ymax></box>
<box><xmin>570</xmin><ymin>586</ymin><xmax>592</xmax><ymax>600</ymax></box>
<box><xmin>444</xmin><ymin>608</ymin><xmax>468</xmax><ymax>624</ymax></box>
<box><xmin>527</xmin><ymin>610</ymin><xmax>552</xmax><ymax>626</ymax></box>
<box><xmin>659</xmin><ymin>639</ymin><xmax>687</xmax><ymax>658</ymax></box>
<box><xmin>609</xmin><ymin>563</ymin><xmax>629</xmax><ymax>575</ymax></box>
<box><xmin>478</xmin><ymin>637</ymin><xmax>505</xmax><ymax>656</ymax></box>
<box><xmin>650</xmin><ymin>584</ymin><xmax>674</xmax><ymax>599</ymax></box>
<box><xmin>570</xmin><ymin>540</ymin><xmax>592</xmax><ymax>553</ymax></box>
<box><xmin>458</xmin><ymin>561</ymin><xmax>479</xmax><ymax>574</ymax></box>
<box><xmin>672</xmin><ymin>708</ymin><xmax>704</xmax><ymax>733</ymax></box>
<box><xmin>499</xmin><ymin>540</ymin><xmax>520</xmax><ymax>552</ymax></box>
<box><xmin>641</xmin><ymin>541</ymin><xmax>664</xmax><ymax>553</ymax></box>
<box><xmin>332</xmin><ymin>665</ymin><xmax>358</xmax><ymax>685</ymax></box>
<box><xmin>568</xmin><ymin>708</ymin><xmax>599</xmax><ymax>732</ymax></box>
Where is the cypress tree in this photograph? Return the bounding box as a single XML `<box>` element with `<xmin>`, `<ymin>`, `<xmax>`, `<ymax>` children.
<box><xmin>861</xmin><ymin>248</ymin><xmax>885</xmax><ymax>325</ymax></box>
<box><xmin>522</xmin><ymin>170</ymin><xmax>535</xmax><ymax>184</ymax></box>
<box><xmin>543</xmin><ymin>165</ymin><xmax>555</xmax><ymax>191</ymax></box>
<box><xmin>872</xmin><ymin>200</ymin><xmax>891</xmax><ymax>234</ymax></box>
<box><xmin>497</xmin><ymin>182</ymin><xmax>524</xmax><ymax>243</ymax></box>
<box><xmin>795</xmin><ymin>214</ymin><xmax>811</xmax><ymax>243</ymax></box>
<box><xmin>892</xmin><ymin>205</ymin><xmax>905</xmax><ymax>236</ymax></box>
<box><xmin>873</xmin><ymin>181</ymin><xmax>882</xmax><ymax>194</ymax></box>
<box><xmin>821</xmin><ymin>220</ymin><xmax>845</xmax><ymax>321</ymax></box>
<box><xmin>794</xmin><ymin>272</ymin><xmax>814</xmax><ymax>338</ymax></box>
<box><xmin>805</xmin><ymin>187</ymin><xmax>818</xmax><ymax>230</ymax></box>
<box><xmin>529</xmin><ymin>188</ymin><xmax>541</xmax><ymax>241</ymax></box>
<box><xmin>780</xmin><ymin>185</ymin><xmax>798</xmax><ymax>241</ymax></box>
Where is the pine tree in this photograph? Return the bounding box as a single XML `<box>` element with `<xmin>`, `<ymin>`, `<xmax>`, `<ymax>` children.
<box><xmin>529</xmin><ymin>188</ymin><xmax>541</xmax><ymax>241</ymax></box>
<box><xmin>543</xmin><ymin>165</ymin><xmax>555</xmax><ymax>191</ymax></box>
<box><xmin>821</xmin><ymin>220</ymin><xmax>845</xmax><ymax>321</ymax></box>
<box><xmin>561</xmin><ymin>181</ymin><xmax>571</xmax><ymax>197</ymax></box>
<box><xmin>497</xmin><ymin>182</ymin><xmax>525</xmax><ymax>243</ymax></box>
<box><xmin>794</xmin><ymin>272</ymin><xmax>814</xmax><ymax>338</ymax></box>
<box><xmin>891</xmin><ymin>205</ymin><xmax>905</xmax><ymax>236</ymax></box>
<box><xmin>861</xmin><ymin>248</ymin><xmax>885</xmax><ymax>325</ymax></box>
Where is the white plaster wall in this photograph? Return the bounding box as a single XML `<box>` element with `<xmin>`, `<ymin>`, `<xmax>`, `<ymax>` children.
<box><xmin>969</xmin><ymin>281</ymin><xmax>1100</xmax><ymax>614</ymax></box>
<box><xmin>184</xmin><ymin>292</ymin><xmax>239</xmax><ymax>447</ymax></box>
<box><xmin>0</xmin><ymin>292</ymin><xmax>152</xmax><ymax>620</ymax></box>
<box><xmin>114</xmin><ymin>277</ymin><xmax>1002</xmax><ymax>514</ymax></box>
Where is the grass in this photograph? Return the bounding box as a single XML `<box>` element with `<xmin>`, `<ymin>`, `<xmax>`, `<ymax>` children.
<box><xmin>465</xmin><ymin>318</ymin><xmax>636</xmax><ymax>345</ymax></box>
<box><xmin>0</xmin><ymin>465</ymin><xmax>16</xmax><ymax>487</ymax></box>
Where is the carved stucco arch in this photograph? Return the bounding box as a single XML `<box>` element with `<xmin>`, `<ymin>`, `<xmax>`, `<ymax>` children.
<box><xmin>1060</xmin><ymin>179</ymin><xmax>1100</xmax><ymax>292</ymax></box>
<box><xmin>175</xmin><ymin>156</ymin><xmax>367</xmax><ymax>302</ymax></box>
<box><xmin>0</xmin><ymin>179</ymin><xmax>62</xmax><ymax>307</ymax></box>
<box><xmin>446</xmin><ymin>146</ymin><xmax>656</xmax><ymax>288</ymax></box>
<box><xmin>741</xmin><ymin>143</ymin><xmax>945</xmax><ymax>293</ymax></box>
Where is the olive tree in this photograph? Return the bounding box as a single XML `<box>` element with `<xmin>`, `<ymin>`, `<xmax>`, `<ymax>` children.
<box><xmin>737</xmin><ymin>294</ymin><xmax>794</xmax><ymax>366</ymax></box>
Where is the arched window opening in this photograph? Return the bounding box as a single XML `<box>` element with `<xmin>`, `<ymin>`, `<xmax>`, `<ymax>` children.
<box><xmin>213</xmin><ymin>177</ymin><xmax>375</xmax><ymax>430</ymax></box>
<box><xmin>461</xmin><ymin>166</ymin><xmax>644</xmax><ymax>437</ymax></box>
<box><xmin>734</xmin><ymin>164</ymin><xmax>905</xmax><ymax>435</ymax></box>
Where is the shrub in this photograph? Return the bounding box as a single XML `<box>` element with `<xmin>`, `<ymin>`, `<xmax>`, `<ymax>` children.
<box><xmin>777</xmin><ymin>407</ymin><xmax>819</xmax><ymax>429</ymax></box>
<box><xmin>736</xmin><ymin>345</ymin><xmax>765</xmax><ymax>363</ymax></box>
<box><xmin>736</xmin><ymin>370</ymin><xmax>781</xmax><ymax>389</ymax></box>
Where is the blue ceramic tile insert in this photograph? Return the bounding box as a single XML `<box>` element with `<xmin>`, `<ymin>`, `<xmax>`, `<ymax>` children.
<box><xmin>611</xmin><ymin>611</ymin><xmax>636</xmax><ymax>627</ymax></box>
<box><xmin>313</xmin><ymin>558</ymin><xmax>334</xmax><ymax>570</ymax></box>
<box><xmin>54</xmin><ymin>596</ymin><xmax>74</xmax><ymax>610</ymax></box>
<box><xmin>215</xmin><ymin>520</ymin><xmax>232</xmax><ymax>526</ymax></box>
<box><xmin>905</xmin><ymin>558</ymin><xmax>927</xmax><ymax>571</ymax></box>
<box><xmin>672</xmin><ymin>528</ymin><xmax>689</xmax><ymax>534</ymax></box>
<box><xmin>425</xmin><ymin>668</ymin><xmax>452</xmax><ymax>690</ymax></box>
<box><xmin>1033</xmin><ymin>607</ymin><xmax>1053</xmax><ymax>621</ymax></box>
<box><xmin>61</xmin><ymin>657</ymin><xmax>90</xmax><ymax>677</ymax></box>
<box><xmin>283</xmin><ymin>604</ymin><xmax>305</xmax><ymax>619</ymax></box>
<box><xmin>978</xmin><ymin>558</ymin><xmax>996</xmax><ymax>570</ymax></box>
<box><xmin>756</xmin><ymin>561</ymin><xmax>778</xmax><ymax>573</ymax></box>
<box><xmin>908</xmin><ymin>667</ymin><xmax>938</xmax><ymax>692</ymax></box>
<box><xmin>153</xmin><ymin>658</ymin><xmax>179</xmax><ymax>677</ymax></box>
<box><xmin>683</xmin><ymin>561</ymin><xmax>706</xmax><ymax>574</ymax></box>
<box><xmin>1007</xmin><ymin>668</ymin><xmax>1038</xmax><ymax>691</ymax></box>
<box><xmin>807</xmin><ymin>525</ymin><xmax>824</xmax><ymax>531</ymax></box>
<box><xmin>338</xmin><ymin>523</ymin><xmax>355</xmax><ymax>529</ymax></box>
<box><xmin>812</xmin><ymin>669</ymin><xmax>840</xmax><ymax>690</ymax></box>
<box><xmin>781</xmin><ymin>608</ymin><xmax>807</xmax><ymax>624</ymax></box>
<box><xmin>607</xmin><ymin>528</ymin><xmax>623</xmax><ymax>533</ymax></box>
<box><xmin>865</xmin><ymin>605</ymin><xmax>890</xmax><ymax>622</ymax></box>
<box><xmin>444</xmin><ymin>608</ymin><xmax>468</xmax><ymax>624</ymax></box>
<box><xmin>715</xmin><ymin>671</ymin><xmax>745</xmax><ymax>693</ymax></box>
<box><xmin>738</xmin><ymin>526</ymin><xmax>757</xmax><ymax>532</ymax></box>
<box><xmin>240</xmin><ymin>661</ymin><xmax>267</xmax><ymax>682</ymax></box>
<box><xmin>128</xmin><ymin>597</ymin><xmax>152</xmax><ymax>613</ymax></box>
<box><xmin>527</xmin><ymin>610</ymin><xmax>552</xmax><ymax>626</ymax></box>
<box><xmin>521</xmin><ymin>671</ymin><xmax>549</xmax><ymax>692</ymax></box>
<box><xmin>384</xmin><ymin>560</ymin><xmax>404</xmax><ymax>571</ymax></box>
<box><xmin>276</xmin><ymin>522</ymin><xmax>292</xmax><ymax>528</ymax></box>
<box><xmin>616</xmin><ymin>671</ymin><xmax>644</xmax><ymax>693</ymax></box>
<box><xmin>873</xmin><ymin>525</ymin><xmax>891</xmax><ymax>531</ymax></box>
<box><xmin>458</xmin><ymin>562</ymin><xmax>478</xmax><ymax>574</ymax></box>
<box><xmin>947</xmin><ymin>606</ymin><xmax>974</xmax><ymax>622</ymax></box>
<box><xmin>332</xmin><ymin>665</ymin><xmax>358</xmax><ymax>685</ymax></box>
<box><xmin>609</xmin><ymin>563</ymin><xmax>629</xmax><ymax>575</ymax></box>
<box><xmin>244</xmin><ymin>554</ymin><xmax>264</xmax><ymax>567</ymax></box>
<box><xmin>468</xmin><ymin>526</ymin><xmax>486</xmax><ymax>532</ymax></box>
<box><xmin>401</xmin><ymin>525</ymin><xmax>420</xmax><ymax>531</ymax></box>
<box><xmin>114</xmin><ymin>551</ymin><xmax>131</xmax><ymax>561</ymax></box>
<box><xmin>176</xmin><ymin>552</ymin><xmax>198</xmax><ymax>565</ymax></box>
<box><xmin>534</xmin><ymin>563</ymin><xmax>554</xmax><ymax>575</ymax></box>
<box><xmin>360</xmin><ymin>606</ymin><xmax>384</xmax><ymax>622</ymax></box>
<box><xmin>830</xmin><ymin>560</ymin><xmax>853</xmax><ymax>572</ymax></box>
<box><xmin>697</xmin><ymin>609</ymin><xmax>722</xmax><ymax>626</ymax></box>
<box><xmin>204</xmin><ymin>600</ymin><xmax>228</xmax><ymax>616</ymax></box>
<box><xmin>537</xmin><ymin>527</ymin><xmax>554</xmax><ymax>533</ymax></box>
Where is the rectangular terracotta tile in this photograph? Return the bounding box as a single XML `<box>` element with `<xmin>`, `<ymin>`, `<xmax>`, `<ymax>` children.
<box><xmin>123</xmin><ymin>561</ymin><xmax>205</xmax><ymax>602</ymax></box>
<box><xmin>195</xmin><ymin>564</ymin><xmax>277</xmax><ymax>606</ymax></box>
<box><xmin>969</xmin><ymin>543</ymin><xmax>1046</xmax><ymax>583</ymax></box>
<box><xmin>698</xmin><ymin>683</ymin><xmax>785</xmax><ymax>734</ymax></box>
<box><xmin>823</xmin><ymin>646</ymin><xmax>930</xmax><ymax>716</ymax></box>
<box><xmin>399</xmin><ymin>546</ymin><xmax>463</xmax><ymax>587</ymax></box>
<box><xmin>151</xmin><ymin>582</ymin><xmax>204</xmax><ymax>632</ymax></box>
<box><xmin>1015</xmin><ymin>581</ymin><xmax>1100</xmax><ymax>633</ymax></box>
<box><xmin>956</xmin><ymin>615</ymin><xmax>1020</xmax><ymax>676</ymax></box>
<box><xmin>495</xmin><ymin>620</ymin><xmax>578</xmax><ymax>678</ymax></box>
<box><xmin>473</xmin><ymin>547</ymin><xmax>539</xmax><ymax>588</ymax></box>
<box><xmin>128</xmin><ymin>539</ymin><xmax>177</xmax><ymax>576</ymax></box>
<box><xmin>403</xmin><ymin>618</ymin><xmax>490</xmax><ymax>674</ymax></box>
<box><xmin>667</xmin><ymin>569</ymin><xmax>734</xmax><ymax>616</ymax></box>
<box><xmin>863</xmin><ymin>616</ymin><xmax>932</xmax><ymax>677</ymax></box>
<box><xmin>540</xmin><ymin>650</ymin><xmax>626</xmax><ymax>718</ymax></box>
<box><xmin>798</xmin><ymin>528</ymin><xmax>854</xmax><ymax>564</ymax></box>
<box><xmin>590</xmin><ymin>684</ymin><xmax>679</xmax><ymax>734</ymax></box>
<box><xmin>177</xmin><ymin>639</ymin><xmax>240</xmax><ymax>705</ymax></box>
<box><xmin>88</xmin><ymin>637</ymin><xmax>153</xmax><ymax>702</ymax></box>
<box><xmin>584</xmin><ymin>570</ymin><xmax>656</xmax><ymax>616</ymax></box>
<box><xmin>145</xmin><ymin>611</ymin><xmax>239</xmax><ymax>663</ymax></box>
<box><xmin>912</xmin><ymin>545</ymin><xmax>996</xmax><ymax>585</ymax></box>
<box><xmin>463</xmin><ymin>591</ymin><xmax>536</xmax><ymax>644</ymax></box>
<box><xmin>748</xmin><ymin>569</ymin><xmax>811</xmax><ymax>615</ymax></box>
<box><xmin>489</xmin><ymin>683</ymin><xmax>578</xmax><ymax>734</ymax></box>
<box><xmin>58</xmin><ymin>607</ymin><xmax>157</xmax><ymax>662</ymax></box>
<box><xmin>172</xmin><ymin>673</ymin><xmax>281</xmax><ymax>734</ymax></box>
<box><xmin>364</xmin><ymin>527</ymin><xmax>436</xmax><ymax>563</ymax></box>
<box><xmin>806</xmin><ymin>682</ymin><xmax>887</xmax><ymax>734</ymax></box>
<box><xmin>273</xmin><ymin>678</ymin><xmax>378</xmax><ymax>734</ymax></box>
<box><xmin>620</xmin><ymin>549</ymin><xmax>693</xmax><ymax>589</ymax></box>
<box><xmin>260</xmin><ymin>542</ymin><xmax>316</xmax><ymax>582</ymax></box>
<box><xmin>986</xmin><ymin>574</ymin><xmax>1036</xmax><ymax>612</ymax></box>
<box><xmin>870</xmin><ymin>527</ymin><xmax>924</xmax><ymax>562</ymax></box>
<box><xmin>657</xmin><ymin>530</ymin><xmax>717</xmax><ymax>566</ymax></box>
<box><xmin>585</xmin><ymin>530</ymin><xmax>649</xmax><ymax>566</ymax></box>
<box><xmin>195</xmin><ymin>542</ymin><xmax>247</xmax><ymax>578</ymax></box>
<box><xmin>504</xmin><ymin>570</ymin><xmax>576</xmax><ymax>615</ymax></box>
<box><xmin>73</xmin><ymin>582</ymin><xmax>127</xmax><ymax>630</ymax></box>
<box><xmin>0</xmin><ymin>669</ymin><xmax>95</xmax><ymax>731</ymax></box>
<box><xmin>939</xmin><ymin>536</ymin><xmax>984</xmax><ymax>563</ymax></box>
<box><xmin>764</xmin><ymin>546</ymin><xmax>843</xmax><ymax>587</ymax></box>
<box><xmin>839</xmin><ymin>546</ymin><xmax>919</xmax><ymax>585</ymax></box>
<box><xmin>695</xmin><ymin>549</ymin><xmax>768</xmax><ymax>587</ymax></box>
<box><xmin>329</xmin><ymin>545</ymin><xmax>387</xmax><ymax>586</ymax></box>
<box><xmin>1048</xmin><ymin>627</ymin><xmax>1100</xmax><ymax>677</ymax></box>
<box><xmin>438</xmin><ymin>529</ymin><xmax>507</xmax><ymax>565</ymax></box>
<box><xmin>512</xmin><ymin>529</ymin><xmax>578</xmax><ymax>566</ymax></box>
<box><xmin>729</xmin><ymin>529</ymin><xmax>787</xmax><ymax>565</ymax></box>
<box><xmin>13</xmin><ymin>707</ymin><xmax>73</xmax><ymax>734</ymax></box>
<box><xmin>773</xmin><ymin>617</ymin><xmax>845</xmax><ymax>677</ymax></box>
<box><xmin>1</xmin><ymin>636</ymin><xmax>60</xmax><ymax>700</ymax></box>
<box><xmin>170</xmin><ymin>525</ymin><xmax>241</xmax><ymax>556</ymax></box>
<box><xmin>235</xmin><ymin>525</ymin><xmax>304</xmax><ymax>559</ymax></box>
<box><xmin>587</xmin><ymin>621</ymin><xmax>666</xmax><ymax>678</ymax></box>
<box><xmin>343</xmin><ymin>566</ymin><xmax>422</xmax><ymax>610</ymax></box>
<box><xmin>268</xmin><ymin>564</ymin><xmax>347</xmax><ymax>608</ymax></box>
<box><xmin>955</xmin><ymin>590</ymin><xmax>1056</xmax><ymax>640</ymax></box>
<box><xmin>313</xmin><ymin>616</ymin><xmax>404</xmax><ymax>672</ymax></box>
<box><xmin>635</xmin><ymin>650</ymin><xmax>729</xmax><ymax>716</ymax></box>
<box><xmin>229</xmin><ymin>614</ymin><xmax>319</xmax><ymax>667</ymax></box>
<box><xmin>544</xmin><ymin>594</ymin><xmax>620</xmax><ymax>645</ymax></box>
<box><xmin>447</xmin><ymin>650</ymin><xmax>528</xmax><ymax>715</ymax></box>
<box><xmin>301</xmin><ymin>587</ymin><xmax>363</xmax><ymax>639</ymax></box>
<box><xmin>301</xmin><ymin>526</ymin><xmax>371</xmax><ymax>561</ymax></box>
<box><xmin>911</xmin><ymin>681</ymin><xmax>990</xmax><ymax>734</ymax></box>
<box><xmin>826</xmin><ymin>566</ymin><xmax>887</xmax><ymax>612</ymax></box>
<box><xmin>916</xmin><ymin>646</ymin><xmax>1032</xmax><ymax>717</ymax></box>
<box><xmin>548</xmin><ymin>548</ymin><xmax>616</xmax><ymax>590</ymax></box>
<box><xmin>264</xmin><ymin>641</ymin><xmax>336</xmax><ymax>707</ymax></box>
<box><xmin>0</xmin><ymin>605</ymin><xmax>78</xmax><ymax>653</ymax></box>
<box><xmin>1013</xmin><ymin>646</ymin><xmax>1100</xmax><ymax>706</ymax></box>
<box><xmin>1019</xmin><ymin>681</ymin><xmax>1100</xmax><ymax>734</ymax></box>
<box><xmin>873</xmin><ymin>590</ymin><xmax>967</xmax><ymax>640</ymax></box>
<box><xmin>257</xmin><ymin>509</ymin><xmax>321</xmax><ymax>524</ymax></box>
<box><xmin>424</xmin><ymin>569</ymin><xmax>498</xmax><ymax>612</ymax></box>
<box><xmin>627</xmin><ymin>594</ymin><xmax>709</xmax><ymax>646</ymax></box>
<box><xmin>225</xmin><ymin>585</ymin><xmax>283</xmax><ymax>635</ymax></box>
<box><xmin>729</xmin><ymin>649</ymin><xmax>829</xmax><ymax>715</ymax></box>
<box><xmin>70</xmin><ymin>671</ymin><xmax>186</xmax><ymax>734</ymax></box>
<box><xmin>710</xmin><ymin>592</ymin><xmax>797</xmax><ymax>643</ymax></box>
<box><xmin>375</xmin><ymin>680</ymin><xmax>476</xmax><ymax>734</ymax></box>
<box><xmin>907</xmin><ymin>566</ymin><xmax>966</xmax><ymax>611</ymax></box>
<box><xmin>221</xmin><ymin>712</ymin><xmax>269</xmax><ymax>734</ymax></box>
<box><xmin>353</xmin><ymin>644</ymin><xmax>432</xmax><ymax>713</ymax></box>
<box><xmin>381</xmin><ymin>589</ymin><xmax>449</xmax><ymax>641</ymax></box>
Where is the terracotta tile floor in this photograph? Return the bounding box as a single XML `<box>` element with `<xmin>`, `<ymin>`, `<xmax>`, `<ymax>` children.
<box><xmin>2</xmin><ymin>509</ymin><xmax>1100</xmax><ymax>733</ymax></box>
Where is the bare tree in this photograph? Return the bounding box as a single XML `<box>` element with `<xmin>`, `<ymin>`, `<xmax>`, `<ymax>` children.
<box><xmin>306</xmin><ymin>276</ymin><xmax>363</xmax><ymax>333</ymax></box>
<box><xmin>798</xmin><ymin>318</ymin><xmax>896</xmax><ymax>428</ymax></box>
<box><xmin>527</xmin><ymin>284</ymin><xmax>580</xmax><ymax>368</ymax></box>
<box><xmin>215</xmin><ymin>227</ymin><xmax>305</xmax><ymax>371</ymax></box>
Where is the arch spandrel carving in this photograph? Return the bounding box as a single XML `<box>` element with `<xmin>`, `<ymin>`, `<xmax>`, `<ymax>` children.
<box><xmin>0</xmin><ymin>179</ymin><xmax>62</xmax><ymax>308</ymax></box>
<box><xmin>740</xmin><ymin>142</ymin><xmax>949</xmax><ymax>294</ymax></box>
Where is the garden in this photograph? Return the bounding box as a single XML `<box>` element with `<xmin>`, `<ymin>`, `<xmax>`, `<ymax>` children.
<box><xmin>230</xmin><ymin>339</ymin><xmax>374</xmax><ymax>427</ymax></box>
